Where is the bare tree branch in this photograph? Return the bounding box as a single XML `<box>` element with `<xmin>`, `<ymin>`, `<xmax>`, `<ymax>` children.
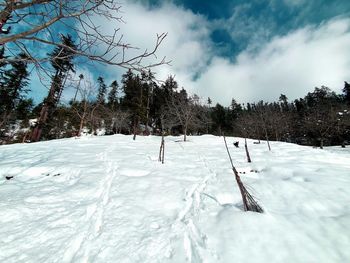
<box><xmin>0</xmin><ymin>0</ymin><xmax>169</xmax><ymax>71</ymax></box>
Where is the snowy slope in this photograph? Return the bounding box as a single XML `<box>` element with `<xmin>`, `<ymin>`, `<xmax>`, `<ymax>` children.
<box><xmin>0</xmin><ymin>135</ymin><xmax>349</xmax><ymax>263</ymax></box>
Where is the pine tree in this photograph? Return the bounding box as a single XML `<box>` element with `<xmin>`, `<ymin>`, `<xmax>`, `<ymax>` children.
<box><xmin>162</xmin><ymin>75</ymin><xmax>178</xmax><ymax>102</ymax></box>
<box><xmin>230</xmin><ymin>98</ymin><xmax>242</xmax><ymax>119</ymax></box>
<box><xmin>31</xmin><ymin>34</ymin><xmax>76</xmax><ymax>142</ymax></box>
<box><xmin>211</xmin><ymin>103</ymin><xmax>227</xmax><ymax>135</ymax></box>
<box><xmin>97</xmin><ymin>76</ymin><xmax>107</xmax><ymax>105</ymax></box>
<box><xmin>141</xmin><ymin>70</ymin><xmax>156</xmax><ymax>131</ymax></box>
<box><xmin>3</xmin><ymin>53</ymin><xmax>30</xmax><ymax>106</ymax></box>
<box><xmin>16</xmin><ymin>98</ymin><xmax>34</xmax><ymax>122</ymax></box>
<box><xmin>279</xmin><ymin>94</ymin><xmax>289</xmax><ymax>111</ymax></box>
<box><xmin>0</xmin><ymin>46</ymin><xmax>6</xmax><ymax>79</ymax></box>
<box><xmin>120</xmin><ymin>70</ymin><xmax>139</xmax><ymax>111</ymax></box>
<box><xmin>207</xmin><ymin>97</ymin><xmax>212</xmax><ymax>107</ymax></box>
<box><xmin>120</xmin><ymin>70</ymin><xmax>149</xmax><ymax>138</ymax></box>
<box><xmin>108</xmin><ymin>80</ymin><xmax>119</xmax><ymax>109</ymax></box>
<box><xmin>0</xmin><ymin>52</ymin><xmax>30</xmax><ymax>129</ymax></box>
<box><xmin>343</xmin><ymin>81</ymin><xmax>350</xmax><ymax>104</ymax></box>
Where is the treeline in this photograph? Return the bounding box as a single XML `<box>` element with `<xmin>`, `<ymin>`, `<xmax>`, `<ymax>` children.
<box><xmin>1</xmin><ymin>45</ymin><xmax>349</xmax><ymax>147</ymax></box>
<box><xmin>232</xmin><ymin>87</ymin><xmax>350</xmax><ymax>148</ymax></box>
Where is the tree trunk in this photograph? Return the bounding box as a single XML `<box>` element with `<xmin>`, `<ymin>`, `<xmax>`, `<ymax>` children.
<box><xmin>145</xmin><ymin>87</ymin><xmax>151</xmax><ymax>135</ymax></box>
<box><xmin>264</xmin><ymin>128</ymin><xmax>271</xmax><ymax>151</ymax></box>
<box><xmin>183</xmin><ymin>126</ymin><xmax>187</xmax><ymax>141</ymax></box>
<box><xmin>158</xmin><ymin>132</ymin><xmax>165</xmax><ymax>164</ymax></box>
<box><xmin>133</xmin><ymin>115</ymin><xmax>139</xmax><ymax>140</ymax></box>
<box><xmin>266</xmin><ymin>138</ymin><xmax>271</xmax><ymax>151</ymax></box>
<box><xmin>31</xmin><ymin>104</ymin><xmax>49</xmax><ymax>142</ymax></box>
<box><xmin>162</xmin><ymin>135</ymin><xmax>165</xmax><ymax>164</ymax></box>
<box><xmin>0</xmin><ymin>112</ymin><xmax>11</xmax><ymax>130</ymax></box>
<box><xmin>30</xmin><ymin>71</ymin><xmax>64</xmax><ymax>142</ymax></box>
<box><xmin>90</xmin><ymin>104</ymin><xmax>99</xmax><ymax>135</ymax></box>
<box><xmin>245</xmin><ymin>138</ymin><xmax>252</xmax><ymax>163</ymax></box>
<box><xmin>22</xmin><ymin>129</ymin><xmax>29</xmax><ymax>143</ymax></box>
<box><xmin>73</xmin><ymin>77</ymin><xmax>83</xmax><ymax>103</ymax></box>
<box><xmin>78</xmin><ymin>115</ymin><xmax>85</xmax><ymax>136</ymax></box>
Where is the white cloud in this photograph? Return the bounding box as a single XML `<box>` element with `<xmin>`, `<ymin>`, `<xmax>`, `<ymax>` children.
<box><xmin>192</xmin><ymin>18</ymin><xmax>350</xmax><ymax>105</ymax></box>
<box><xmin>101</xmin><ymin>1</ymin><xmax>212</xmax><ymax>80</ymax></box>
<box><xmin>97</xmin><ymin>1</ymin><xmax>350</xmax><ymax>106</ymax></box>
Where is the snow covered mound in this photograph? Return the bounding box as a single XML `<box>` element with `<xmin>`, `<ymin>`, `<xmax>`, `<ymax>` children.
<box><xmin>0</xmin><ymin>135</ymin><xmax>349</xmax><ymax>263</ymax></box>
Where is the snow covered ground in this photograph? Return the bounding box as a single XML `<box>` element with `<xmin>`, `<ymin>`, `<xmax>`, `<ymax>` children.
<box><xmin>0</xmin><ymin>135</ymin><xmax>349</xmax><ymax>263</ymax></box>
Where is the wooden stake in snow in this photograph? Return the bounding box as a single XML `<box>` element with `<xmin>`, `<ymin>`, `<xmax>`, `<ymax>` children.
<box><xmin>245</xmin><ymin>138</ymin><xmax>252</xmax><ymax>163</ymax></box>
<box><xmin>223</xmin><ymin>135</ymin><xmax>263</xmax><ymax>213</ymax></box>
<box><xmin>158</xmin><ymin>133</ymin><xmax>165</xmax><ymax>164</ymax></box>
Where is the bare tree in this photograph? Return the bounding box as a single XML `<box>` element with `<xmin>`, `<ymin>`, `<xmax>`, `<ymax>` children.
<box><xmin>155</xmin><ymin>106</ymin><xmax>183</xmax><ymax>164</ymax></box>
<box><xmin>166</xmin><ymin>92</ymin><xmax>203</xmax><ymax>141</ymax></box>
<box><xmin>304</xmin><ymin>106</ymin><xmax>339</xmax><ymax>149</ymax></box>
<box><xmin>254</xmin><ymin>103</ymin><xmax>272</xmax><ymax>151</ymax></box>
<box><xmin>72</xmin><ymin>73</ymin><xmax>84</xmax><ymax>103</ymax></box>
<box><xmin>70</xmin><ymin>77</ymin><xmax>97</xmax><ymax>136</ymax></box>
<box><xmin>70</xmin><ymin>76</ymin><xmax>131</xmax><ymax>136</ymax></box>
<box><xmin>111</xmin><ymin>109</ymin><xmax>131</xmax><ymax>134</ymax></box>
<box><xmin>159</xmin><ymin>106</ymin><xmax>177</xmax><ymax>135</ymax></box>
<box><xmin>236</xmin><ymin>113</ymin><xmax>261</xmax><ymax>143</ymax></box>
<box><xmin>0</xmin><ymin>1</ymin><xmax>168</xmax><ymax>71</ymax></box>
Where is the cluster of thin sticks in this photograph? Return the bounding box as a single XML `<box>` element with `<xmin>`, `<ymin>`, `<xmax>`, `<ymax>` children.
<box><xmin>223</xmin><ymin>135</ymin><xmax>263</xmax><ymax>213</ymax></box>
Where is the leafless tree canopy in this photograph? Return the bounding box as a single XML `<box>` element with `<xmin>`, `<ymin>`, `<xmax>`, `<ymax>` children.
<box><xmin>164</xmin><ymin>92</ymin><xmax>205</xmax><ymax>141</ymax></box>
<box><xmin>0</xmin><ymin>0</ymin><xmax>168</xmax><ymax>70</ymax></box>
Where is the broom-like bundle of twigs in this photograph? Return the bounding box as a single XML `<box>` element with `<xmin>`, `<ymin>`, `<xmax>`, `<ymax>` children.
<box><xmin>223</xmin><ymin>135</ymin><xmax>263</xmax><ymax>213</ymax></box>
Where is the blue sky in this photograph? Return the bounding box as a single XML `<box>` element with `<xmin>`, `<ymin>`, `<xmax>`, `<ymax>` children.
<box><xmin>139</xmin><ymin>0</ymin><xmax>350</xmax><ymax>57</ymax></box>
<box><xmin>27</xmin><ymin>0</ymin><xmax>350</xmax><ymax>105</ymax></box>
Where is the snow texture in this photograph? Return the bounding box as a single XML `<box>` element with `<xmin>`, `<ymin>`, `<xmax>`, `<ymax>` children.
<box><xmin>0</xmin><ymin>135</ymin><xmax>349</xmax><ymax>263</ymax></box>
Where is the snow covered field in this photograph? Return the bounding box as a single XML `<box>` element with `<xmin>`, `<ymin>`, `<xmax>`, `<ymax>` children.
<box><xmin>0</xmin><ymin>135</ymin><xmax>349</xmax><ymax>263</ymax></box>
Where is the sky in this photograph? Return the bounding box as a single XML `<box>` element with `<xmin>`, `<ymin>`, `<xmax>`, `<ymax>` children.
<box><xmin>30</xmin><ymin>0</ymin><xmax>350</xmax><ymax>106</ymax></box>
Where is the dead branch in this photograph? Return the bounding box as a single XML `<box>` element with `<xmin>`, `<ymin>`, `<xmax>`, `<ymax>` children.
<box><xmin>0</xmin><ymin>1</ymin><xmax>169</xmax><ymax>71</ymax></box>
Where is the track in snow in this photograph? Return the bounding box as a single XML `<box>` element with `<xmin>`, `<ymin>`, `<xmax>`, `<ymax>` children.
<box><xmin>62</xmin><ymin>143</ymin><xmax>118</xmax><ymax>263</ymax></box>
<box><xmin>170</xmin><ymin>141</ymin><xmax>219</xmax><ymax>262</ymax></box>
